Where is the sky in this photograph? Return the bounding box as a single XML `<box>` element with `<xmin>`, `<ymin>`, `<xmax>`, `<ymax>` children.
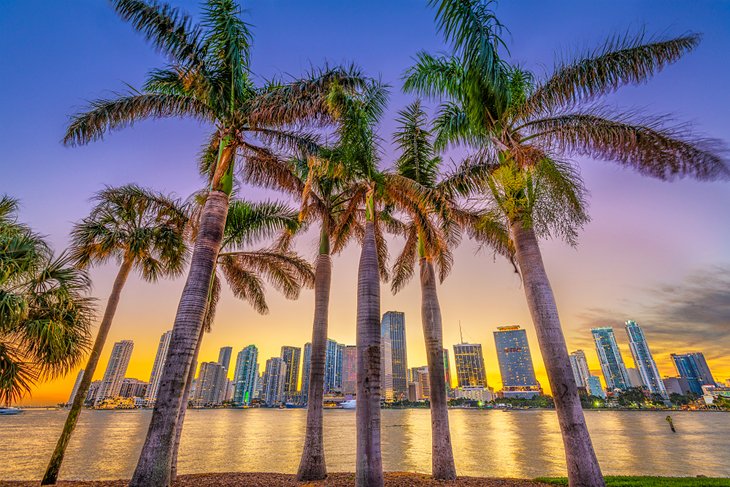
<box><xmin>1</xmin><ymin>0</ymin><xmax>729</xmax><ymax>406</ymax></box>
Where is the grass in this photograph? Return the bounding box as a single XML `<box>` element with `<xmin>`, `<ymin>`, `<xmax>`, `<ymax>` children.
<box><xmin>536</xmin><ymin>477</ymin><xmax>730</xmax><ymax>486</ymax></box>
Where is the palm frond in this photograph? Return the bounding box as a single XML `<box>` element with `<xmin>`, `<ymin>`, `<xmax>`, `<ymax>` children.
<box><xmin>402</xmin><ymin>52</ymin><xmax>465</xmax><ymax>100</ymax></box>
<box><xmin>219</xmin><ymin>254</ymin><xmax>268</xmax><ymax>314</ymax></box>
<box><xmin>390</xmin><ymin>226</ymin><xmax>418</xmax><ymax>294</ymax></box>
<box><xmin>222</xmin><ymin>200</ymin><xmax>299</xmax><ymax>250</ymax></box>
<box><xmin>394</xmin><ymin>100</ymin><xmax>440</xmax><ymax>188</ymax></box>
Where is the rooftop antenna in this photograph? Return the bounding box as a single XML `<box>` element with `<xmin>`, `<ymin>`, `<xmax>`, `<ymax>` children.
<box><xmin>459</xmin><ymin>320</ymin><xmax>464</xmax><ymax>344</ymax></box>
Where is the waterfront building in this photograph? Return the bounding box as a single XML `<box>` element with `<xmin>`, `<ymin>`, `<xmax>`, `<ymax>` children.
<box><xmin>280</xmin><ymin>345</ymin><xmax>301</xmax><ymax>402</ymax></box>
<box><xmin>381</xmin><ymin>311</ymin><xmax>408</xmax><ymax>401</ymax></box>
<box><xmin>301</xmin><ymin>342</ymin><xmax>312</xmax><ymax>402</ymax></box>
<box><xmin>119</xmin><ymin>378</ymin><xmax>147</xmax><ymax>398</ymax></box>
<box><xmin>453</xmin><ymin>342</ymin><xmax>487</xmax><ymax>388</ymax></box>
<box><xmin>443</xmin><ymin>348</ymin><xmax>452</xmax><ymax>393</ymax></box>
<box><xmin>192</xmin><ymin>361</ymin><xmax>227</xmax><ymax>406</ymax></box>
<box><xmin>663</xmin><ymin>376</ymin><xmax>693</xmax><ymax>396</ymax></box>
<box><xmin>625</xmin><ymin>320</ymin><xmax>668</xmax><ymax>398</ymax></box>
<box><xmin>410</xmin><ymin>366</ymin><xmax>430</xmax><ymax>399</ymax></box>
<box><xmin>67</xmin><ymin>369</ymin><xmax>84</xmax><ymax>406</ymax></box>
<box><xmin>494</xmin><ymin>326</ymin><xmax>540</xmax><ymax>398</ymax></box>
<box><xmin>671</xmin><ymin>352</ymin><xmax>716</xmax><ymax>395</ymax></box>
<box><xmin>232</xmin><ymin>345</ymin><xmax>258</xmax><ymax>405</ymax></box>
<box><xmin>86</xmin><ymin>380</ymin><xmax>101</xmax><ymax>404</ymax></box>
<box><xmin>95</xmin><ymin>340</ymin><xmax>134</xmax><ymax>404</ymax></box>
<box><xmin>591</xmin><ymin>327</ymin><xmax>630</xmax><ymax>390</ymax></box>
<box><xmin>218</xmin><ymin>346</ymin><xmax>232</xmax><ymax>371</ymax></box>
<box><xmin>569</xmin><ymin>350</ymin><xmax>591</xmax><ymax>388</ymax></box>
<box><xmin>214</xmin><ymin>346</ymin><xmax>233</xmax><ymax>403</ymax></box>
<box><xmin>262</xmin><ymin>357</ymin><xmax>287</xmax><ymax>406</ymax></box>
<box><xmin>587</xmin><ymin>375</ymin><xmax>606</xmax><ymax>399</ymax></box>
<box><xmin>342</xmin><ymin>345</ymin><xmax>357</xmax><ymax>396</ymax></box>
<box><xmin>145</xmin><ymin>330</ymin><xmax>172</xmax><ymax>406</ymax></box>
<box><xmin>454</xmin><ymin>386</ymin><xmax>494</xmax><ymax>403</ymax></box>
<box><xmin>407</xmin><ymin>382</ymin><xmax>419</xmax><ymax>402</ymax></box>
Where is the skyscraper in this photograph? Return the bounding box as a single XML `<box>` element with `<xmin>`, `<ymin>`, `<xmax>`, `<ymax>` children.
<box><xmin>453</xmin><ymin>342</ymin><xmax>487</xmax><ymax>388</ymax></box>
<box><xmin>591</xmin><ymin>327</ymin><xmax>630</xmax><ymax>390</ymax></box>
<box><xmin>443</xmin><ymin>348</ymin><xmax>452</xmax><ymax>392</ymax></box>
<box><xmin>342</xmin><ymin>345</ymin><xmax>357</xmax><ymax>396</ymax></box>
<box><xmin>301</xmin><ymin>342</ymin><xmax>312</xmax><ymax>402</ymax></box>
<box><xmin>192</xmin><ymin>361</ymin><xmax>227</xmax><ymax>406</ymax></box>
<box><xmin>494</xmin><ymin>325</ymin><xmax>540</xmax><ymax>398</ymax></box>
<box><xmin>145</xmin><ymin>330</ymin><xmax>172</xmax><ymax>406</ymax></box>
<box><xmin>625</xmin><ymin>320</ymin><xmax>667</xmax><ymax>398</ymax></box>
<box><xmin>262</xmin><ymin>357</ymin><xmax>287</xmax><ymax>406</ymax></box>
<box><xmin>280</xmin><ymin>345</ymin><xmax>301</xmax><ymax>402</ymax></box>
<box><xmin>95</xmin><ymin>340</ymin><xmax>134</xmax><ymax>404</ymax></box>
<box><xmin>381</xmin><ymin>311</ymin><xmax>408</xmax><ymax>401</ymax></box>
<box><xmin>410</xmin><ymin>366</ymin><xmax>430</xmax><ymax>399</ymax></box>
<box><xmin>569</xmin><ymin>350</ymin><xmax>591</xmax><ymax>388</ymax></box>
<box><xmin>218</xmin><ymin>346</ymin><xmax>232</xmax><ymax>371</ymax></box>
<box><xmin>671</xmin><ymin>352</ymin><xmax>716</xmax><ymax>395</ymax></box>
<box><xmin>119</xmin><ymin>378</ymin><xmax>147</xmax><ymax>398</ymax></box>
<box><xmin>324</xmin><ymin>339</ymin><xmax>343</xmax><ymax>393</ymax></box>
<box><xmin>587</xmin><ymin>376</ymin><xmax>606</xmax><ymax>399</ymax></box>
<box><xmin>67</xmin><ymin>369</ymin><xmax>84</xmax><ymax>406</ymax></box>
<box><xmin>232</xmin><ymin>345</ymin><xmax>258</xmax><ymax>405</ymax></box>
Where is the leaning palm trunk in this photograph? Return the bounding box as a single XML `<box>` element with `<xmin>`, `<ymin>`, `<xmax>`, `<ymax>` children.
<box><xmin>355</xmin><ymin>221</ymin><xmax>383</xmax><ymax>487</ymax></box>
<box><xmin>130</xmin><ymin>190</ymin><xmax>229</xmax><ymax>487</ymax></box>
<box><xmin>41</xmin><ymin>256</ymin><xmax>133</xmax><ymax>485</ymax></box>
<box><xmin>510</xmin><ymin>221</ymin><xmax>605</xmax><ymax>487</ymax></box>
<box><xmin>419</xmin><ymin>257</ymin><xmax>457</xmax><ymax>480</ymax></box>
<box><xmin>296</xmin><ymin>250</ymin><xmax>332</xmax><ymax>480</ymax></box>
<box><xmin>170</xmin><ymin>325</ymin><xmax>205</xmax><ymax>482</ymax></box>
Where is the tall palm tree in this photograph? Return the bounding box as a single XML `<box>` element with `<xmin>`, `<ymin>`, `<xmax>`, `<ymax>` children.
<box><xmin>406</xmin><ymin>1</ymin><xmax>728</xmax><ymax>485</ymax></box>
<box><xmin>42</xmin><ymin>185</ymin><xmax>187</xmax><ymax>485</ymax></box>
<box><xmin>390</xmin><ymin>100</ymin><xmax>509</xmax><ymax>480</ymax></box>
<box><xmin>63</xmin><ymin>1</ymin><xmax>363</xmax><ymax>484</ymax></box>
<box><xmin>0</xmin><ymin>197</ymin><xmax>94</xmax><ymax>407</ymax></box>
<box><xmin>324</xmin><ymin>81</ymin><xmax>435</xmax><ymax>487</ymax></box>
<box><xmin>170</xmin><ymin>197</ymin><xmax>314</xmax><ymax>481</ymax></box>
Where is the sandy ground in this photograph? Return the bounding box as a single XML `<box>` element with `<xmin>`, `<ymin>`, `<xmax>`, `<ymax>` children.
<box><xmin>0</xmin><ymin>472</ymin><xmax>554</xmax><ymax>486</ymax></box>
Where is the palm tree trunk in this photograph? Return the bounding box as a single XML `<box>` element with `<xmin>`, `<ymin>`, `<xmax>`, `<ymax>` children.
<box><xmin>296</xmin><ymin>248</ymin><xmax>332</xmax><ymax>481</ymax></box>
<box><xmin>130</xmin><ymin>190</ymin><xmax>229</xmax><ymax>487</ymax></box>
<box><xmin>41</xmin><ymin>256</ymin><xmax>133</xmax><ymax>485</ymax></box>
<box><xmin>419</xmin><ymin>258</ymin><xmax>456</xmax><ymax>480</ymax></box>
<box><xmin>510</xmin><ymin>221</ymin><xmax>605</xmax><ymax>487</ymax></box>
<box><xmin>356</xmin><ymin>220</ymin><xmax>383</xmax><ymax>487</ymax></box>
<box><xmin>170</xmin><ymin>325</ymin><xmax>205</xmax><ymax>482</ymax></box>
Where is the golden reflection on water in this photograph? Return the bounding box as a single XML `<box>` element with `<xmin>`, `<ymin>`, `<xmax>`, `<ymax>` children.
<box><xmin>2</xmin><ymin>409</ymin><xmax>729</xmax><ymax>480</ymax></box>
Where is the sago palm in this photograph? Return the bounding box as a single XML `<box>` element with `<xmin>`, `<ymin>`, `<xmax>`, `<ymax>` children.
<box><xmin>0</xmin><ymin>197</ymin><xmax>94</xmax><ymax>407</ymax></box>
<box><xmin>170</xmin><ymin>196</ymin><xmax>314</xmax><ymax>480</ymax></box>
<box><xmin>63</xmin><ymin>1</ymin><xmax>363</xmax><ymax>484</ymax></box>
<box><xmin>42</xmin><ymin>184</ymin><xmax>187</xmax><ymax>485</ymax></box>
<box><xmin>406</xmin><ymin>1</ymin><xmax>728</xmax><ymax>485</ymax></box>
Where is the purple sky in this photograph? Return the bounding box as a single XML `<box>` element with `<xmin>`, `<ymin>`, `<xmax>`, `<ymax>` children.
<box><xmin>2</xmin><ymin>1</ymin><xmax>729</xmax><ymax>404</ymax></box>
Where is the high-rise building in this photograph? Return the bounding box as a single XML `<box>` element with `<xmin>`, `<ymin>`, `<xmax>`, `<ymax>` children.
<box><xmin>663</xmin><ymin>377</ymin><xmax>693</xmax><ymax>396</ymax></box>
<box><xmin>262</xmin><ymin>357</ymin><xmax>287</xmax><ymax>406</ymax></box>
<box><xmin>119</xmin><ymin>378</ymin><xmax>147</xmax><ymax>398</ymax></box>
<box><xmin>494</xmin><ymin>325</ymin><xmax>540</xmax><ymax>398</ymax></box>
<box><xmin>95</xmin><ymin>340</ymin><xmax>134</xmax><ymax>404</ymax></box>
<box><xmin>626</xmin><ymin>368</ymin><xmax>644</xmax><ymax>388</ymax></box>
<box><xmin>453</xmin><ymin>342</ymin><xmax>487</xmax><ymax>388</ymax></box>
<box><xmin>67</xmin><ymin>369</ymin><xmax>84</xmax><ymax>406</ymax></box>
<box><xmin>280</xmin><ymin>346</ymin><xmax>301</xmax><ymax>402</ymax></box>
<box><xmin>625</xmin><ymin>320</ymin><xmax>667</xmax><ymax>398</ymax></box>
<box><xmin>301</xmin><ymin>342</ymin><xmax>312</xmax><ymax>402</ymax></box>
<box><xmin>587</xmin><ymin>376</ymin><xmax>606</xmax><ymax>399</ymax></box>
<box><xmin>233</xmin><ymin>345</ymin><xmax>258</xmax><ymax>405</ymax></box>
<box><xmin>591</xmin><ymin>327</ymin><xmax>630</xmax><ymax>390</ymax></box>
<box><xmin>342</xmin><ymin>345</ymin><xmax>357</xmax><ymax>396</ymax></box>
<box><xmin>381</xmin><ymin>311</ymin><xmax>408</xmax><ymax>401</ymax></box>
<box><xmin>86</xmin><ymin>380</ymin><xmax>101</xmax><ymax>404</ymax></box>
<box><xmin>671</xmin><ymin>352</ymin><xmax>716</xmax><ymax>395</ymax></box>
<box><xmin>145</xmin><ymin>330</ymin><xmax>172</xmax><ymax>406</ymax></box>
<box><xmin>410</xmin><ymin>366</ymin><xmax>430</xmax><ymax>400</ymax></box>
<box><xmin>192</xmin><ymin>361</ymin><xmax>227</xmax><ymax>406</ymax></box>
<box><xmin>443</xmin><ymin>348</ymin><xmax>452</xmax><ymax>392</ymax></box>
<box><xmin>324</xmin><ymin>339</ymin><xmax>343</xmax><ymax>393</ymax></box>
<box><xmin>218</xmin><ymin>346</ymin><xmax>233</xmax><ymax>371</ymax></box>
<box><xmin>569</xmin><ymin>350</ymin><xmax>591</xmax><ymax>388</ymax></box>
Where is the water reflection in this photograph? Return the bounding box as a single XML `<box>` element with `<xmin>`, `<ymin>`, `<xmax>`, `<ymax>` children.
<box><xmin>1</xmin><ymin>409</ymin><xmax>729</xmax><ymax>480</ymax></box>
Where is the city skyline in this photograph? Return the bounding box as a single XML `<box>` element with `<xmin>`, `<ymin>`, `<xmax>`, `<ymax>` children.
<box><xmin>6</xmin><ymin>0</ymin><xmax>730</xmax><ymax>406</ymax></box>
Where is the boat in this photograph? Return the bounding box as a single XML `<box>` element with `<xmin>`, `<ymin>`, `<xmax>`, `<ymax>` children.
<box><xmin>0</xmin><ymin>407</ymin><xmax>23</xmax><ymax>415</ymax></box>
<box><xmin>340</xmin><ymin>399</ymin><xmax>356</xmax><ymax>409</ymax></box>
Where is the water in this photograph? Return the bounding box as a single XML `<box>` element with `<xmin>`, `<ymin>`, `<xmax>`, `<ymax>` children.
<box><xmin>2</xmin><ymin>409</ymin><xmax>728</xmax><ymax>480</ymax></box>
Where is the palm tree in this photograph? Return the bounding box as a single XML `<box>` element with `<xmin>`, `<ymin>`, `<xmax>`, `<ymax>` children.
<box><xmin>63</xmin><ymin>1</ymin><xmax>363</xmax><ymax>484</ymax></box>
<box><xmin>406</xmin><ymin>1</ymin><xmax>728</xmax><ymax>485</ymax></box>
<box><xmin>42</xmin><ymin>185</ymin><xmax>187</xmax><ymax>485</ymax></box>
<box><xmin>0</xmin><ymin>197</ymin><xmax>94</xmax><ymax>407</ymax></box>
<box><xmin>170</xmin><ymin>196</ymin><xmax>314</xmax><ymax>481</ymax></box>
